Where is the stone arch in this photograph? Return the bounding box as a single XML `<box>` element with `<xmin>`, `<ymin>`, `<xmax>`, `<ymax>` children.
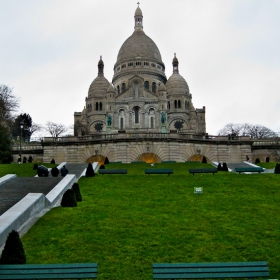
<box><xmin>188</xmin><ymin>154</ymin><xmax>209</xmax><ymax>163</ymax></box>
<box><xmin>86</xmin><ymin>155</ymin><xmax>105</xmax><ymax>165</ymax></box>
<box><xmin>136</xmin><ymin>153</ymin><xmax>161</xmax><ymax>163</ymax></box>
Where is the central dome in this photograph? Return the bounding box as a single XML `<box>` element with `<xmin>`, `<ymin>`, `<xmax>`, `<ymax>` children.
<box><xmin>116</xmin><ymin>30</ymin><xmax>163</xmax><ymax>64</ymax></box>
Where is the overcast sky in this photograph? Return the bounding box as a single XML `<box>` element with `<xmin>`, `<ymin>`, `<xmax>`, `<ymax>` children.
<box><xmin>1</xmin><ymin>0</ymin><xmax>279</xmax><ymax>135</ymax></box>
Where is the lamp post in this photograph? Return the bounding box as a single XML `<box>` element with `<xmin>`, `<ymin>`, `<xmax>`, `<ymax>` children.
<box><xmin>19</xmin><ymin>123</ymin><xmax>23</xmax><ymax>164</ymax></box>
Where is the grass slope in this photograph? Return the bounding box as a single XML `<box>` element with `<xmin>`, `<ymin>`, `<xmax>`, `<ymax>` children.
<box><xmin>0</xmin><ymin>163</ymin><xmax>57</xmax><ymax>177</ymax></box>
<box><xmin>20</xmin><ymin>163</ymin><xmax>280</xmax><ymax>279</ymax></box>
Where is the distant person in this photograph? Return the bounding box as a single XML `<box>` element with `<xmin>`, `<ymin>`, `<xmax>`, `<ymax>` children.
<box><xmin>28</xmin><ymin>155</ymin><xmax>33</xmax><ymax>163</ymax></box>
<box><xmin>23</xmin><ymin>156</ymin><xmax>27</xmax><ymax>164</ymax></box>
<box><xmin>37</xmin><ymin>165</ymin><xmax>49</xmax><ymax>177</ymax></box>
<box><xmin>33</xmin><ymin>163</ymin><xmax>38</xmax><ymax>170</ymax></box>
<box><xmin>51</xmin><ymin>159</ymin><xmax>55</xmax><ymax>164</ymax></box>
<box><xmin>17</xmin><ymin>156</ymin><xmax>21</xmax><ymax>164</ymax></box>
<box><xmin>60</xmin><ymin>165</ymin><xmax>68</xmax><ymax>177</ymax></box>
<box><xmin>51</xmin><ymin>167</ymin><xmax>59</xmax><ymax>177</ymax></box>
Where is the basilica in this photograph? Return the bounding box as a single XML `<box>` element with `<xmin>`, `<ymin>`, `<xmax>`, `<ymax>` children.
<box><xmin>74</xmin><ymin>4</ymin><xmax>206</xmax><ymax>136</ymax></box>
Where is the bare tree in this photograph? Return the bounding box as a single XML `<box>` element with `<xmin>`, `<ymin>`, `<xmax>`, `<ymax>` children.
<box><xmin>0</xmin><ymin>85</ymin><xmax>19</xmax><ymax>123</ymax></box>
<box><xmin>218</xmin><ymin>123</ymin><xmax>277</xmax><ymax>138</ymax></box>
<box><xmin>45</xmin><ymin>122</ymin><xmax>68</xmax><ymax>139</ymax></box>
<box><xmin>30</xmin><ymin>122</ymin><xmax>42</xmax><ymax>136</ymax></box>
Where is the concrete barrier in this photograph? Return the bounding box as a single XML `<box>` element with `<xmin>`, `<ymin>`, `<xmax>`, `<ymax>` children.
<box><xmin>0</xmin><ymin>174</ymin><xmax>17</xmax><ymax>186</ymax></box>
<box><xmin>0</xmin><ymin>193</ymin><xmax>45</xmax><ymax>248</ymax></box>
<box><xmin>45</xmin><ymin>174</ymin><xmax>76</xmax><ymax>207</ymax></box>
<box><xmin>57</xmin><ymin>162</ymin><xmax>67</xmax><ymax>170</ymax></box>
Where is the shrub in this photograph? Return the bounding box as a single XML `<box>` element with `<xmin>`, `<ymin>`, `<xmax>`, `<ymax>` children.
<box><xmin>274</xmin><ymin>163</ymin><xmax>280</xmax><ymax>174</ymax></box>
<box><xmin>217</xmin><ymin>163</ymin><xmax>222</xmax><ymax>171</ymax></box>
<box><xmin>100</xmin><ymin>164</ymin><xmax>105</xmax><ymax>169</ymax></box>
<box><xmin>202</xmin><ymin>156</ymin><xmax>207</xmax><ymax>163</ymax></box>
<box><xmin>85</xmin><ymin>163</ymin><xmax>95</xmax><ymax>177</ymax></box>
<box><xmin>51</xmin><ymin>167</ymin><xmax>59</xmax><ymax>177</ymax></box>
<box><xmin>51</xmin><ymin>159</ymin><xmax>55</xmax><ymax>164</ymax></box>
<box><xmin>104</xmin><ymin>157</ymin><xmax>109</xmax><ymax>164</ymax></box>
<box><xmin>72</xmin><ymin>183</ymin><xmax>82</xmax><ymax>202</ymax></box>
<box><xmin>255</xmin><ymin>158</ymin><xmax>260</xmax><ymax>164</ymax></box>
<box><xmin>222</xmin><ymin>162</ymin><xmax>228</xmax><ymax>171</ymax></box>
<box><xmin>0</xmin><ymin>230</ymin><xmax>26</xmax><ymax>264</ymax></box>
<box><xmin>61</xmin><ymin>189</ymin><xmax>77</xmax><ymax>207</ymax></box>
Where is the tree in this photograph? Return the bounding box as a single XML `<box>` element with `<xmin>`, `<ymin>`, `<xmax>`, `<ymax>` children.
<box><xmin>0</xmin><ymin>85</ymin><xmax>19</xmax><ymax>123</ymax></box>
<box><xmin>11</xmin><ymin>113</ymin><xmax>32</xmax><ymax>142</ymax></box>
<box><xmin>218</xmin><ymin>123</ymin><xmax>277</xmax><ymax>138</ymax></box>
<box><xmin>0</xmin><ymin>230</ymin><xmax>26</xmax><ymax>264</ymax></box>
<box><xmin>45</xmin><ymin>122</ymin><xmax>68</xmax><ymax>139</ymax></box>
<box><xmin>0</xmin><ymin>124</ymin><xmax>13</xmax><ymax>163</ymax></box>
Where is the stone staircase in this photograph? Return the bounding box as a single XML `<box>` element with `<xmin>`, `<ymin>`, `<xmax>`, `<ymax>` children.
<box><xmin>0</xmin><ymin>163</ymin><xmax>87</xmax><ymax>216</ymax></box>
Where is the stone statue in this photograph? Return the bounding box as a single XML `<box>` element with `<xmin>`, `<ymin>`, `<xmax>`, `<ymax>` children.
<box><xmin>161</xmin><ymin>112</ymin><xmax>166</xmax><ymax>124</ymax></box>
<box><xmin>107</xmin><ymin>114</ymin><xmax>112</xmax><ymax>126</ymax></box>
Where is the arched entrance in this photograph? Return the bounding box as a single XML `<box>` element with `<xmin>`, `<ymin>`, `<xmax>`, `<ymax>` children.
<box><xmin>86</xmin><ymin>155</ymin><xmax>105</xmax><ymax>165</ymax></box>
<box><xmin>188</xmin><ymin>154</ymin><xmax>209</xmax><ymax>163</ymax></box>
<box><xmin>136</xmin><ymin>153</ymin><xmax>161</xmax><ymax>163</ymax></box>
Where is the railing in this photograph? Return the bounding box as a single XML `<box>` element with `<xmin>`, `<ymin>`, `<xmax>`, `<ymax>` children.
<box><xmin>41</xmin><ymin>133</ymin><xmax>253</xmax><ymax>143</ymax></box>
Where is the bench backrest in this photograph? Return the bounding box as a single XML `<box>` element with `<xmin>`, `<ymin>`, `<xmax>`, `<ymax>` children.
<box><xmin>145</xmin><ymin>169</ymin><xmax>173</xmax><ymax>173</ymax></box>
<box><xmin>235</xmin><ymin>167</ymin><xmax>264</xmax><ymax>172</ymax></box>
<box><xmin>153</xmin><ymin>261</ymin><xmax>269</xmax><ymax>279</ymax></box>
<box><xmin>0</xmin><ymin>263</ymin><xmax>98</xmax><ymax>279</ymax></box>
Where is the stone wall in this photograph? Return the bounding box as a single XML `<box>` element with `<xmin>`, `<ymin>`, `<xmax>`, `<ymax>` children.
<box><xmin>42</xmin><ymin>140</ymin><xmax>252</xmax><ymax>164</ymax></box>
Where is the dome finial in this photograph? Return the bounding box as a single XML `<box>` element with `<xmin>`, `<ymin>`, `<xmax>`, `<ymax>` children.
<box><xmin>98</xmin><ymin>56</ymin><xmax>104</xmax><ymax>76</ymax></box>
<box><xmin>172</xmin><ymin>53</ymin><xmax>179</xmax><ymax>74</ymax></box>
<box><xmin>134</xmin><ymin>3</ymin><xmax>143</xmax><ymax>31</ymax></box>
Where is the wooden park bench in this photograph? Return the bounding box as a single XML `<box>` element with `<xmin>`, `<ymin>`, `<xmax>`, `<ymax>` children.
<box><xmin>99</xmin><ymin>169</ymin><xmax>127</xmax><ymax>175</ymax></box>
<box><xmin>0</xmin><ymin>263</ymin><xmax>98</xmax><ymax>279</ymax></box>
<box><xmin>235</xmin><ymin>167</ymin><xmax>264</xmax><ymax>174</ymax></box>
<box><xmin>153</xmin><ymin>261</ymin><xmax>270</xmax><ymax>279</ymax></box>
<box><xmin>189</xmin><ymin>168</ymin><xmax>217</xmax><ymax>175</ymax></box>
<box><xmin>145</xmin><ymin>169</ymin><xmax>173</xmax><ymax>176</ymax></box>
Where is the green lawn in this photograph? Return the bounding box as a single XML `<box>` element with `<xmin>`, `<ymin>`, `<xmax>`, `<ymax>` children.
<box><xmin>0</xmin><ymin>163</ymin><xmax>57</xmax><ymax>177</ymax></box>
<box><xmin>18</xmin><ymin>163</ymin><xmax>280</xmax><ymax>279</ymax></box>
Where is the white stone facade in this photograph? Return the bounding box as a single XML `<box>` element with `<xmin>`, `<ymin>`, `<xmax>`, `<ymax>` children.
<box><xmin>74</xmin><ymin>5</ymin><xmax>206</xmax><ymax>136</ymax></box>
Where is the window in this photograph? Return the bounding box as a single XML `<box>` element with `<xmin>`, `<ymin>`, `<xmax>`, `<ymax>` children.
<box><xmin>136</xmin><ymin>62</ymin><xmax>142</xmax><ymax>66</ymax></box>
<box><xmin>117</xmin><ymin>85</ymin><xmax>120</xmax><ymax>94</ymax></box>
<box><xmin>99</xmin><ymin>102</ymin><xmax>102</xmax><ymax>111</ymax></box>
<box><xmin>150</xmin><ymin>117</ymin><xmax>154</xmax><ymax>128</ymax></box>
<box><xmin>121</xmin><ymin>64</ymin><xmax>126</xmax><ymax>68</ymax></box>
<box><xmin>168</xmin><ymin>101</ymin><xmax>170</xmax><ymax>109</ymax></box>
<box><xmin>95</xmin><ymin>102</ymin><xmax>99</xmax><ymax>111</ymax></box>
<box><xmin>152</xmin><ymin>82</ymin><xmax>156</xmax><ymax>93</ymax></box>
<box><xmin>128</xmin><ymin>62</ymin><xmax>133</xmax><ymax>67</ymax></box>
<box><xmin>120</xmin><ymin>118</ymin><xmax>124</xmax><ymax>129</ymax></box>
<box><xmin>134</xmin><ymin>107</ymin><xmax>139</xmax><ymax>124</ymax></box>
<box><xmin>144</xmin><ymin>81</ymin><xmax>149</xmax><ymax>90</ymax></box>
<box><xmin>174</xmin><ymin>100</ymin><xmax>177</xmax><ymax>109</ymax></box>
<box><xmin>151</xmin><ymin>63</ymin><xmax>156</xmax><ymax>67</ymax></box>
<box><xmin>178</xmin><ymin>100</ymin><xmax>181</xmax><ymax>109</ymax></box>
<box><xmin>122</xmin><ymin>83</ymin><xmax>126</xmax><ymax>92</ymax></box>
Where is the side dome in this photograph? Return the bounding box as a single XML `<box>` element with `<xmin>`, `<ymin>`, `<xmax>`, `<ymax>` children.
<box><xmin>166</xmin><ymin>74</ymin><xmax>189</xmax><ymax>95</ymax></box>
<box><xmin>88</xmin><ymin>57</ymin><xmax>110</xmax><ymax>97</ymax></box>
<box><xmin>166</xmin><ymin>54</ymin><xmax>190</xmax><ymax>95</ymax></box>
